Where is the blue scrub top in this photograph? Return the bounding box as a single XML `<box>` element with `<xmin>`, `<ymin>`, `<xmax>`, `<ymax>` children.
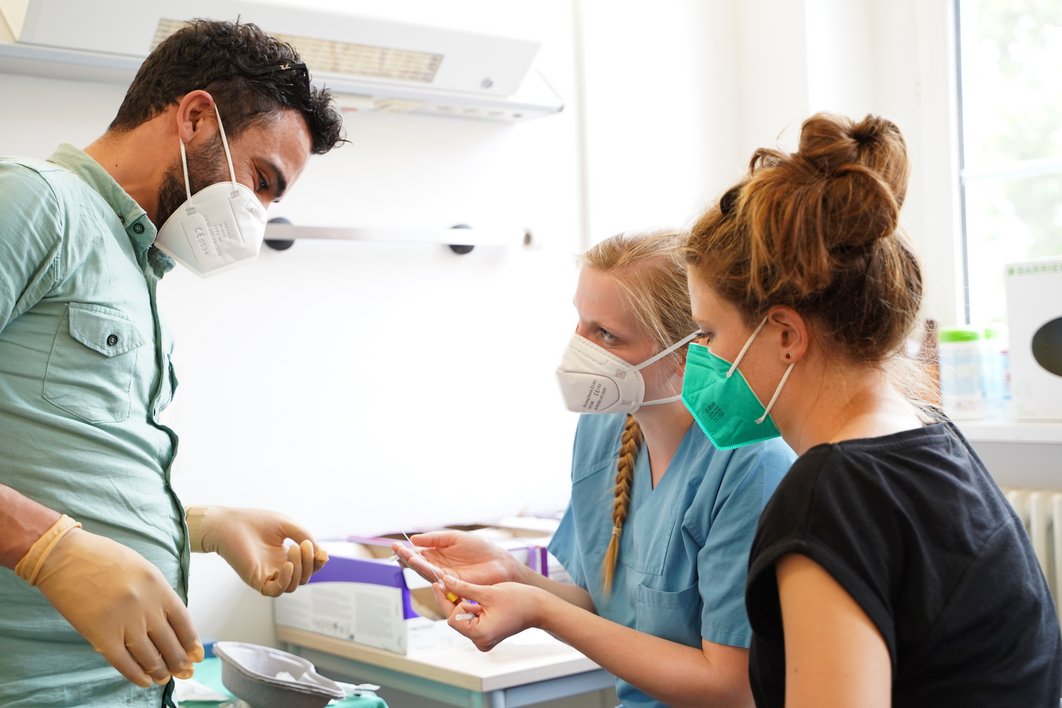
<box><xmin>548</xmin><ymin>413</ymin><xmax>794</xmax><ymax>708</ymax></box>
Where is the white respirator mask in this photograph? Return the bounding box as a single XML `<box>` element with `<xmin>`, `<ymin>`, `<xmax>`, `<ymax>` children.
<box><xmin>555</xmin><ymin>331</ymin><xmax>700</xmax><ymax>414</ymax></box>
<box><xmin>154</xmin><ymin>103</ymin><xmax>267</xmax><ymax>277</ymax></box>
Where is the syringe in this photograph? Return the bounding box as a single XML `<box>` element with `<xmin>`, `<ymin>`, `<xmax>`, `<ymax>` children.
<box><xmin>400</xmin><ymin>531</ymin><xmax>461</xmax><ymax>604</ymax></box>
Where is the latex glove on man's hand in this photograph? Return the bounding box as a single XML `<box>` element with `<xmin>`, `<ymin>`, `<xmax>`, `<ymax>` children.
<box><xmin>16</xmin><ymin>515</ymin><xmax>204</xmax><ymax>687</ymax></box>
<box><xmin>186</xmin><ymin>506</ymin><xmax>328</xmax><ymax>596</ymax></box>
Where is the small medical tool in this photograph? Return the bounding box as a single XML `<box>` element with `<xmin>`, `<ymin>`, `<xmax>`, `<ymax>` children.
<box><xmin>400</xmin><ymin>531</ymin><xmax>461</xmax><ymax>604</ymax></box>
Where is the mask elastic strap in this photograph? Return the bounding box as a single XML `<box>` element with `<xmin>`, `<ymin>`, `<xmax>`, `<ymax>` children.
<box><xmin>636</xmin><ymin>330</ymin><xmax>701</xmax><ymax>407</ymax></box>
<box><xmin>178</xmin><ymin>139</ymin><xmax>192</xmax><ymax>201</ymax></box>
<box><xmin>755</xmin><ymin>361</ymin><xmax>795</xmax><ymax>424</ymax></box>
<box><xmin>726</xmin><ymin>317</ymin><xmax>769</xmax><ymax>378</ymax></box>
<box><xmin>639</xmin><ymin>393</ymin><xmax>684</xmax><ymax>407</ymax></box>
<box><xmin>633</xmin><ymin>330</ymin><xmax>701</xmax><ymax>372</ymax></box>
<box><xmin>212</xmin><ymin>103</ymin><xmax>239</xmax><ymax>188</ymax></box>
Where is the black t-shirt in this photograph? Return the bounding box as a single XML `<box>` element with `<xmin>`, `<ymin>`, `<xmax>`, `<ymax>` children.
<box><xmin>746</xmin><ymin>423</ymin><xmax>1062</xmax><ymax>707</ymax></box>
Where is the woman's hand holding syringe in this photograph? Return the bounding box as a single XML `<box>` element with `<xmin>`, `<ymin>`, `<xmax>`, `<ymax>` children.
<box><xmin>390</xmin><ymin>530</ymin><xmax>531</xmax><ymax>605</ymax></box>
<box><xmin>393</xmin><ymin>530</ymin><xmax>598</xmax><ymax>644</ymax></box>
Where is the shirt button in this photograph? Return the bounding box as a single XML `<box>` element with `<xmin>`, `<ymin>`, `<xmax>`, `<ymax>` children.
<box><xmin>132</xmin><ymin>223</ymin><xmax>145</xmax><ymax>234</ymax></box>
<box><xmin>106</xmin><ymin>334</ymin><xmax>119</xmax><ymax>347</ymax></box>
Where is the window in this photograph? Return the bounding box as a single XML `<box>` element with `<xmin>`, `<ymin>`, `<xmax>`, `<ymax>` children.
<box><xmin>956</xmin><ymin>0</ymin><xmax>1062</xmax><ymax>324</ymax></box>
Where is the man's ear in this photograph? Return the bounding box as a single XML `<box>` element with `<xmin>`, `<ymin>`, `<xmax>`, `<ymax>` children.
<box><xmin>174</xmin><ymin>90</ymin><xmax>216</xmax><ymax>144</ymax></box>
<box><xmin>766</xmin><ymin>306</ymin><xmax>808</xmax><ymax>365</ymax></box>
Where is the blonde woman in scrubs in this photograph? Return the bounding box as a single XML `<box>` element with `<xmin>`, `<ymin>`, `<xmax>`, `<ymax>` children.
<box><xmin>395</xmin><ymin>231</ymin><xmax>794</xmax><ymax>708</ymax></box>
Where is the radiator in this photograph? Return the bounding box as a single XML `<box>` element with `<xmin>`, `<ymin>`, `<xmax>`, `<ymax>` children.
<box><xmin>1004</xmin><ymin>488</ymin><xmax>1062</xmax><ymax>613</ymax></box>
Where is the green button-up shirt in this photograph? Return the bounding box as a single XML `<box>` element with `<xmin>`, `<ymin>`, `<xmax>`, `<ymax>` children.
<box><xmin>0</xmin><ymin>144</ymin><xmax>189</xmax><ymax>706</ymax></box>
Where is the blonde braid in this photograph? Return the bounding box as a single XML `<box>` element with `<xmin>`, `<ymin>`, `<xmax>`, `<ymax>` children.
<box><xmin>583</xmin><ymin>230</ymin><xmax>695</xmax><ymax>593</ymax></box>
<box><xmin>602</xmin><ymin>414</ymin><xmax>643</xmax><ymax>593</ymax></box>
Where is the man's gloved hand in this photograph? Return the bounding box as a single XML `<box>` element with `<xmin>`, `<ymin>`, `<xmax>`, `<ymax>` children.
<box><xmin>16</xmin><ymin>515</ymin><xmax>203</xmax><ymax>688</ymax></box>
<box><xmin>186</xmin><ymin>506</ymin><xmax>328</xmax><ymax>597</ymax></box>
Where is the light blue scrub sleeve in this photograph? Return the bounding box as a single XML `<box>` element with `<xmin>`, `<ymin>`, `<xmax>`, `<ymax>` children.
<box><xmin>549</xmin><ymin>430</ymin><xmax>588</xmax><ymax>588</ymax></box>
<box><xmin>695</xmin><ymin>441</ymin><xmax>792</xmax><ymax>648</ymax></box>
<box><xmin>547</xmin><ymin>504</ymin><xmax>587</xmax><ymax>588</ymax></box>
<box><xmin>548</xmin><ymin>416</ymin><xmax>605</xmax><ymax>590</ymax></box>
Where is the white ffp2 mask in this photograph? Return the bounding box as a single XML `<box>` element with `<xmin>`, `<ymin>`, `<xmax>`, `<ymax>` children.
<box><xmin>555</xmin><ymin>331</ymin><xmax>700</xmax><ymax>414</ymax></box>
<box><xmin>154</xmin><ymin>103</ymin><xmax>267</xmax><ymax>277</ymax></box>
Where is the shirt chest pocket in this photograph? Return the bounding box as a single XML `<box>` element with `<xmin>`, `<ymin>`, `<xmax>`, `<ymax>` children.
<box><xmin>635</xmin><ymin>581</ymin><xmax>703</xmax><ymax>647</ymax></box>
<box><xmin>44</xmin><ymin>304</ymin><xmax>147</xmax><ymax>424</ymax></box>
<box><xmin>617</xmin><ymin>499</ymin><xmax>681</xmax><ymax>577</ymax></box>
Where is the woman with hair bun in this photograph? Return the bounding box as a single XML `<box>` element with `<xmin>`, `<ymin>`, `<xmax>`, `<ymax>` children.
<box><xmin>683</xmin><ymin>113</ymin><xmax>1061</xmax><ymax>706</ymax></box>
<box><xmin>395</xmin><ymin>231</ymin><xmax>794</xmax><ymax>707</ymax></box>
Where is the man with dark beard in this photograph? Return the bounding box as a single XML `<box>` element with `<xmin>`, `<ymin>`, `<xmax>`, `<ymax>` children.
<box><xmin>0</xmin><ymin>19</ymin><xmax>345</xmax><ymax>707</ymax></box>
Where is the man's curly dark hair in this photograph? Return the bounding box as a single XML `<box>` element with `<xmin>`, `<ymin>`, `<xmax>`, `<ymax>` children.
<box><xmin>109</xmin><ymin>19</ymin><xmax>345</xmax><ymax>155</ymax></box>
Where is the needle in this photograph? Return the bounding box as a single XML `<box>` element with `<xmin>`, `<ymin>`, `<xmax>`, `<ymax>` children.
<box><xmin>401</xmin><ymin>531</ymin><xmax>461</xmax><ymax>604</ymax></box>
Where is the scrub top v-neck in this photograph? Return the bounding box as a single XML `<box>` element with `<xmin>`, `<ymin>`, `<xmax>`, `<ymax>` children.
<box><xmin>549</xmin><ymin>413</ymin><xmax>794</xmax><ymax>708</ymax></box>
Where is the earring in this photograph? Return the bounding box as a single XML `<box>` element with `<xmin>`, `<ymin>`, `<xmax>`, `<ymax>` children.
<box><xmin>785</xmin><ymin>352</ymin><xmax>791</xmax><ymax>360</ymax></box>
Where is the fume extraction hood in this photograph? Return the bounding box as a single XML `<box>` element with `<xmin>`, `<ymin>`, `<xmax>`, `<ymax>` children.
<box><xmin>0</xmin><ymin>0</ymin><xmax>563</xmax><ymax>121</ymax></box>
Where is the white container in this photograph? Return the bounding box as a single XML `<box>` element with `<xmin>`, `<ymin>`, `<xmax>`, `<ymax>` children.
<box><xmin>1004</xmin><ymin>258</ymin><xmax>1062</xmax><ymax>421</ymax></box>
<box><xmin>981</xmin><ymin>325</ymin><xmax>1009</xmax><ymax>418</ymax></box>
<box><xmin>939</xmin><ymin>325</ymin><xmax>985</xmax><ymax>420</ymax></box>
<box><xmin>275</xmin><ymin>533</ymin><xmax>550</xmax><ymax>655</ymax></box>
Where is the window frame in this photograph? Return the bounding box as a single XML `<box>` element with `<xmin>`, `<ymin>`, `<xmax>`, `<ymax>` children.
<box><xmin>953</xmin><ymin>0</ymin><xmax>1062</xmax><ymax>325</ymax></box>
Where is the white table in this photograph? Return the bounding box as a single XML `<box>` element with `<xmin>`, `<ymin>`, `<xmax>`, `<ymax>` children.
<box><xmin>277</xmin><ymin>626</ymin><xmax>615</xmax><ymax>708</ymax></box>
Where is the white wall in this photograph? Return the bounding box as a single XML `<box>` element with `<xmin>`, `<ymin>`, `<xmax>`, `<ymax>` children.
<box><xmin>2</xmin><ymin>0</ymin><xmax>969</xmax><ymax>656</ymax></box>
<box><xmin>577</xmin><ymin>0</ymin><xmax>962</xmax><ymax>320</ymax></box>
<box><xmin>1</xmin><ymin>0</ymin><xmax>584</xmax><ymax>648</ymax></box>
<box><xmin>173</xmin><ymin>0</ymin><xmax>585</xmax><ymax>646</ymax></box>
<box><xmin>577</xmin><ymin>0</ymin><xmax>743</xmax><ymax>241</ymax></box>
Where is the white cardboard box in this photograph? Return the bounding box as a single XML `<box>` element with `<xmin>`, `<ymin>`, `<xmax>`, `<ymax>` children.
<box><xmin>274</xmin><ymin>528</ymin><xmax>553</xmax><ymax>655</ymax></box>
<box><xmin>273</xmin><ymin>541</ymin><xmax>460</xmax><ymax>655</ymax></box>
<box><xmin>1004</xmin><ymin>258</ymin><xmax>1062</xmax><ymax>421</ymax></box>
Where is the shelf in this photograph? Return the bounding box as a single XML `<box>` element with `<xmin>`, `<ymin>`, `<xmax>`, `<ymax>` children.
<box><xmin>263</xmin><ymin>223</ymin><xmax>532</xmax><ymax>251</ymax></box>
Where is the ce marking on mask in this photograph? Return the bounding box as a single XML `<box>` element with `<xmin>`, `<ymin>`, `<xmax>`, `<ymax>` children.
<box><xmin>193</xmin><ymin>225</ymin><xmax>208</xmax><ymax>254</ymax></box>
<box><xmin>700</xmin><ymin>402</ymin><xmax>725</xmax><ymax>423</ymax></box>
<box><xmin>583</xmin><ymin>382</ymin><xmax>606</xmax><ymax>410</ymax></box>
